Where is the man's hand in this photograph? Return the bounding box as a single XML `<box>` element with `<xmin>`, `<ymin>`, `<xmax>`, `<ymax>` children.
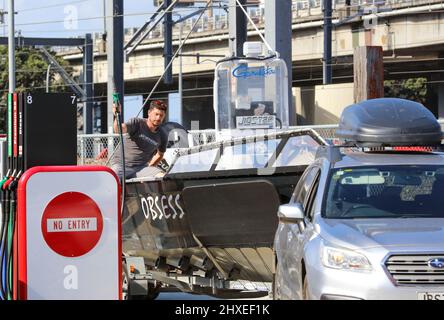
<box><xmin>113</xmin><ymin>102</ymin><xmax>121</xmax><ymax>115</ymax></box>
<box><xmin>148</xmin><ymin>151</ymin><xmax>164</xmax><ymax>167</ymax></box>
<box><xmin>113</xmin><ymin>102</ymin><xmax>127</xmax><ymax>134</ymax></box>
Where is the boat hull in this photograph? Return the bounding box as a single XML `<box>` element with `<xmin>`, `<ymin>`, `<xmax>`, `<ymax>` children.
<box><xmin>122</xmin><ymin>172</ymin><xmax>303</xmax><ymax>282</ymax></box>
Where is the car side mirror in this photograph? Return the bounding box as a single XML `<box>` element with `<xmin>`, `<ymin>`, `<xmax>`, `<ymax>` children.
<box><xmin>278</xmin><ymin>203</ymin><xmax>305</xmax><ymax>224</ymax></box>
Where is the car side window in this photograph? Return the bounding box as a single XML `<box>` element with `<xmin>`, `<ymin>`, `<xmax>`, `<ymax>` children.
<box><xmin>290</xmin><ymin>169</ymin><xmax>309</xmax><ymax>203</ymax></box>
<box><xmin>294</xmin><ymin>167</ymin><xmax>320</xmax><ymax>210</ymax></box>
<box><xmin>305</xmin><ymin>171</ymin><xmax>321</xmax><ymax>221</ymax></box>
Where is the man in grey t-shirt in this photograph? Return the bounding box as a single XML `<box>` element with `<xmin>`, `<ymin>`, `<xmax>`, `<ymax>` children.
<box><xmin>111</xmin><ymin>100</ymin><xmax>168</xmax><ymax>179</ymax></box>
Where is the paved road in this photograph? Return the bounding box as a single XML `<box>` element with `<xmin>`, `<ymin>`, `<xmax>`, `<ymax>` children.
<box><xmin>157</xmin><ymin>292</ymin><xmax>270</xmax><ymax>300</ymax></box>
<box><xmin>157</xmin><ymin>292</ymin><xmax>221</xmax><ymax>300</ymax></box>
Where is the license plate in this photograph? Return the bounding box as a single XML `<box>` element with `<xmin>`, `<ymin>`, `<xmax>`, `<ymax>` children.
<box><xmin>418</xmin><ymin>292</ymin><xmax>444</xmax><ymax>300</ymax></box>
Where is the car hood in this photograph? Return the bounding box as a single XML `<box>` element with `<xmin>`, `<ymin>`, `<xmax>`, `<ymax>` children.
<box><xmin>317</xmin><ymin>218</ymin><xmax>444</xmax><ymax>250</ymax></box>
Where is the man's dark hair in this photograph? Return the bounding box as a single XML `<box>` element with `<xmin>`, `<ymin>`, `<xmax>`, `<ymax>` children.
<box><xmin>149</xmin><ymin>100</ymin><xmax>167</xmax><ymax>112</ymax></box>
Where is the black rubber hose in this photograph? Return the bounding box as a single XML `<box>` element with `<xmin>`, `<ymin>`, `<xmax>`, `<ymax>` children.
<box><xmin>276</xmin><ymin>117</ymin><xmax>283</xmax><ymax>129</ymax></box>
<box><xmin>0</xmin><ymin>191</ymin><xmax>7</xmax><ymax>300</ymax></box>
<box><xmin>115</xmin><ymin>111</ymin><xmax>126</xmax><ymax>216</ymax></box>
<box><xmin>6</xmin><ymin>192</ymin><xmax>15</xmax><ymax>299</ymax></box>
<box><xmin>0</xmin><ymin>191</ymin><xmax>10</xmax><ymax>299</ymax></box>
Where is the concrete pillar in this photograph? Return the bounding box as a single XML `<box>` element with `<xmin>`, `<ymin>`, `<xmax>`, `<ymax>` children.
<box><xmin>106</xmin><ymin>0</ymin><xmax>124</xmax><ymax>133</ymax></box>
<box><xmin>83</xmin><ymin>33</ymin><xmax>94</xmax><ymax>134</ymax></box>
<box><xmin>164</xmin><ymin>0</ymin><xmax>173</xmax><ymax>84</ymax></box>
<box><xmin>323</xmin><ymin>0</ymin><xmax>333</xmax><ymax>84</ymax></box>
<box><xmin>265</xmin><ymin>0</ymin><xmax>295</xmax><ymax>125</ymax></box>
<box><xmin>437</xmin><ymin>84</ymin><xmax>444</xmax><ymax>120</ymax></box>
<box><xmin>229</xmin><ymin>0</ymin><xmax>247</xmax><ymax>56</ymax></box>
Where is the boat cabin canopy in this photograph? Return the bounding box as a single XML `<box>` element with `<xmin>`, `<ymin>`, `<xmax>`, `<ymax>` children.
<box><xmin>214</xmin><ymin>55</ymin><xmax>290</xmax><ymax>141</ymax></box>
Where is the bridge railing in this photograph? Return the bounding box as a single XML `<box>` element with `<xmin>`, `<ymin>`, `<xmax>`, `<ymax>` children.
<box><xmin>56</xmin><ymin>0</ymin><xmax>444</xmax><ymax>55</ymax></box>
<box><xmin>148</xmin><ymin>0</ymin><xmax>444</xmax><ymax>39</ymax></box>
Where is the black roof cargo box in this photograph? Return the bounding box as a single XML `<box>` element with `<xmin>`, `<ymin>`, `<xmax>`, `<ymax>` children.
<box><xmin>336</xmin><ymin>98</ymin><xmax>442</xmax><ymax>147</ymax></box>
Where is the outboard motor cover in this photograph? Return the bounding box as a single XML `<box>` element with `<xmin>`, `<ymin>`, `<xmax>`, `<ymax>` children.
<box><xmin>161</xmin><ymin>122</ymin><xmax>190</xmax><ymax>148</ymax></box>
<box><xmin>336</xmin><ymin>98</ymin><xmax>442</xmax><ymax>147</ymax></box>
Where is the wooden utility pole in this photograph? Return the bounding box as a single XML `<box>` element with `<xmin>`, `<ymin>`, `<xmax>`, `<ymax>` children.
<box><xmin>353</xmin><ymin>46</ymin><xmax>384</xmax><ymax>103</ymax></box>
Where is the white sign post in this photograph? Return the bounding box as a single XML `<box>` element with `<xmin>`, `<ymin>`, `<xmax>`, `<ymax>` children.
<box><xmin>17</xmin><ymin>166</ymin><xmax>121</xmax><ymax>300</ymax></box>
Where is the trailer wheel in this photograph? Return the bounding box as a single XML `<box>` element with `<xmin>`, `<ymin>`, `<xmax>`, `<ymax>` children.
<box><xmin>122</xmin><ymin>263</ymin><xmax>160</xmax><ymax>300</ymax></box>
<box><xmin>122</xmin><ymin>263</ymin><xmax>130</xmax><ymax>300</ymax></box>
<box><xmin>145</xmin><ymin>282</ymin><xmax>161</xmax><ymax>300</ymax></box>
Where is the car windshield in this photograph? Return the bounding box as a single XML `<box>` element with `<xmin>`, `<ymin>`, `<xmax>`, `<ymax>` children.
<box><xmin>323</xmin><ymin>165</ymin><xmax>444</xmax><ymax>219</ymax></box>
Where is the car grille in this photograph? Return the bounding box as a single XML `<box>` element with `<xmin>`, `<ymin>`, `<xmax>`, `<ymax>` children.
<box><xmin>385</xmin><ymin>255</ymin><xmax>444</xmax><ymax>285</ymax></box>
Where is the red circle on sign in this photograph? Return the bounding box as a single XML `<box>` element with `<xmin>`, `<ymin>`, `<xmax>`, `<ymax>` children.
<box><xmin>41</xmin><ymin>192</ymin><xmax>103</xmax><ymax>257</ymax></box>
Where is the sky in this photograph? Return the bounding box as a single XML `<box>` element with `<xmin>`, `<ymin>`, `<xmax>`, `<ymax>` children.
<box><xmin>0</xmin><ymin>0</ymin><xmax>207</xmax><ymax>123</ymax></box>
<box><xmin>0</xmin><ymin>0</ymin><xmax>228</xmax><ymax>126</ymax></box>
<box><xmin>0</xmin><ymin>0</ymin><xmax>162</xmax><ymax>123</ymax></box>
<box><xmin>2</xmin><ymin>0</ymin><xmax>227</xmax><ymax>38</ymax></box>
<box><xmin>1</xmin><ymin>0</ymin><xmax>158</xmax><ymax>37</ymax></box>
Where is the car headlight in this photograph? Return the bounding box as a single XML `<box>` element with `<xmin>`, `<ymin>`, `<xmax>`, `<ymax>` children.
<box><xmin>321</xmin><ymin>241</ymin><xmax>372</xmax><ymax>271</ymax></box>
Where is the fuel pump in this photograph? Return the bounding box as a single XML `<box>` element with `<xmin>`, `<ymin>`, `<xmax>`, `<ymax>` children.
<box><xmin>0</xmin><ymin>92</ymin><xmax>22</xmax><ymax>300</ymax></box>
<box><xmin>0</xmin><ymin>93</ymin><xmax>121</xmax><ymax>300</ymax></box>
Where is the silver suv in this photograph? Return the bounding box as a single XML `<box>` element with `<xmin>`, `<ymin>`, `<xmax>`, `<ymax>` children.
<box><xmin>273</xmin><ymin>98</ymin><xmax>444</xmax><ymax>300</ymax></box>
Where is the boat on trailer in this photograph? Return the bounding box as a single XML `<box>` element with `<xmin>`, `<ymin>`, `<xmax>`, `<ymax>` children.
<box><xmin>121</xmin><ymin>43</ymin><xmax>326</xmax><ymax>298</ymax></box>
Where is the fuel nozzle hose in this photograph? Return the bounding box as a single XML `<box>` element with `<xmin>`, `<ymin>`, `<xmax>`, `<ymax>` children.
<box><xmin>113</xmin><ymin>93</ymin><xmax>125</xmax><ymax>216</ymax></box>
<box><xmin>7</xmin><ymin>173</ymin><xmax>20</xmax><ymax>300</ymax></box>
<box><xmin>0</xmin><ymin>171</ymin><xmax>13</xmax><ymax>300</ymax></box>
<box><xmin>0</xmin><ymin>171</ymin><xmax>20</xmax><ymax>300</ymax></box>
<box><xmin>0</xmin><ymin>176</ymin><xmax>9</xmax><ymax>300</ymax></box>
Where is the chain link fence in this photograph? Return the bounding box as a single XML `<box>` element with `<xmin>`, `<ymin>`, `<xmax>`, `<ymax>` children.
<box><xmin>77</xmin><ymin>134</ymin><xmax>121</xmax><ymax>166</ymax></box>
<box><xmin>187</xmin><ymin>125</ymin><xmax>339</xmax><ymax>147</ymax></box>
<box><xmin>188</xmin><ymin>129</ymin><xmax>217</xmax><ymax>145</ymax></box>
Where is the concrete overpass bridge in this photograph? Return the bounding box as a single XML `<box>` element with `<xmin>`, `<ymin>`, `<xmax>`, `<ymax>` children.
<box><xmin>61</xmin><ymin>0</ymin><xmax>444</xmax><ymax>130</ymax></box>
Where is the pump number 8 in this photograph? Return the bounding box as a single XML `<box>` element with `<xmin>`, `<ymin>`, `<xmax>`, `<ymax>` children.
<box><xmin>27</xmin><ymin>95</ymin><xmax>32</xmax><ymax>104</ymax></box>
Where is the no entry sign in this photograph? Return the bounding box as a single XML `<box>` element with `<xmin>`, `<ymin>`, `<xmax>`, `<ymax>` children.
<box><xmin>41</xmin><ymin>192</ymin><xmax>104</xmax><ymax>258</ymax></box>
<box><xmin>17</xmin><ymin>166</ymin><xmax>121</xmax><ymax>300</ymax></box>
